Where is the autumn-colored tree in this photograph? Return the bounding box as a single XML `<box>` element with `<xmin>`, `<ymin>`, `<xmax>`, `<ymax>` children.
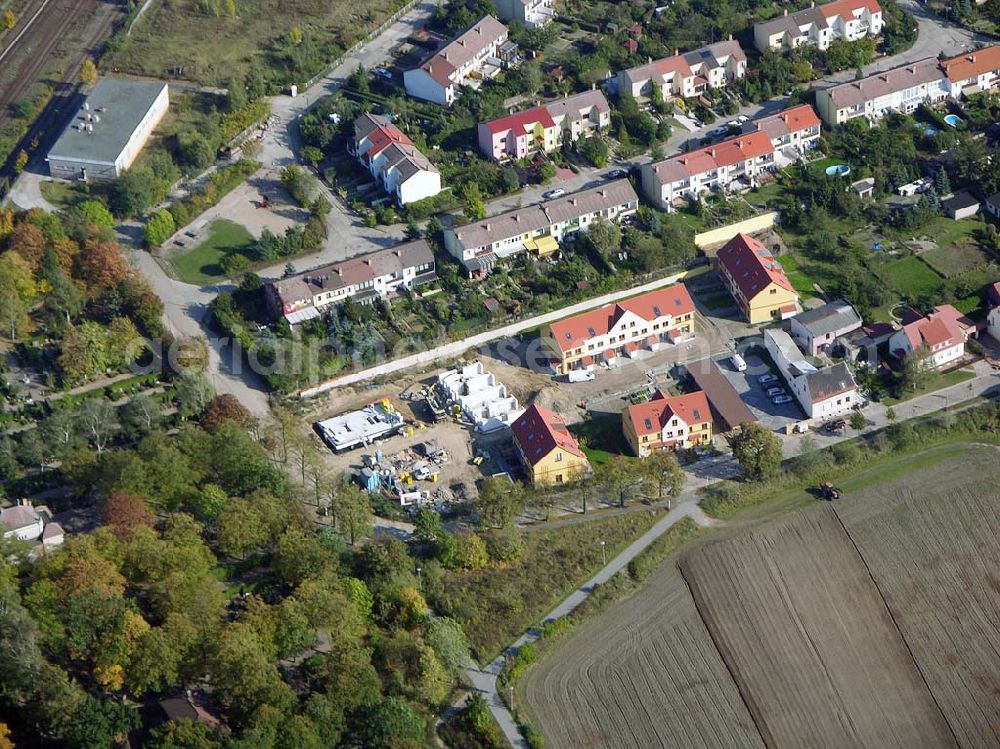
<box><xmin>79</xmin><ymin>239</ymin><xmax>129</xmax><ymax>295</ymax></box>
<box><xmin>79</xmin><ymin>59</ymin><xmax>98</xmax><ymax>85</ymax></box>
<box><xmin>1</xmin><ymin>10</ymin><xmax>16</xmax><ymax>30</ymax></box>
<box><xmin>200</xmin><ymin>394</ymin><xmax>254</xmax><ymax>432</ymax></box>
<box><xmin>8</xmin><ymin>222</ymin><xmax>46</xmax><ymax>271</ymax></box>
<box><xmin>0</xmin><ymin>208</ymin><xmax>14</xmax><ymax>239</ymax></box>
<box><xmin>0</xmin><ymin>721</ymin><xmax>13</xmax><ymax>749</ymax></box>
<box><xmin>58</xmin><ymin>540</ymin><xmax>127</xmax><ymax>598</ymax></box>
<box><xmin>13</xmin><ymin>150</ymin><xmax>27</xmax><ymax>174</ymax></box>
<box><xmin>101</xmin><ymin>492</ymin><xmax>156</xmax><ymax>536</ymax></box>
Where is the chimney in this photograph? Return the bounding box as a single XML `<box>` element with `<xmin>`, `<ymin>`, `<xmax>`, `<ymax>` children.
<box><xmin>784</xmin><ymin>8</ymin><xmax>788</xmax><ymax>15</ymax></box>
<box><xmin>335</xmin><ymin>268</ymin><xmax>343</xmax><ymax>276</ymax></box>
<box><xmin>394</xmin><ymin>249</ymin><xmax>402</xmax><ymax>257</ymax></box>
<box><xmin>570</xmin><ymin>198</ymin><xmax>577</xmax><ymax>206</ymax></box>
<box><xmin>710</xmin><ymin>148</ymin><xmax>717</xmax><ymax>157</ymax></box>
<box><xmin>674</xmin><ymin>48</ymin><xmax>679</xmax><ymax>56</ymax></box>
<box><xmin>363</xmin><ymin>259</ymin><xmax>371</xmax><ymax>266</ymax></box>
<box><xmin>485</xmin><ymin>222</ymin><xmax>491</xmax><ymax>231</ymax></box>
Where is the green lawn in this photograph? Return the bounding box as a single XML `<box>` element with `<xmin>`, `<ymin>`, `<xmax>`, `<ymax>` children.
<box><xmin>169</xmin><ymin>219</ymin><xmax>255</xmax><ymax>285</ymax></box>
<box><xmin>570</xmin><ymin>413</ymin><xmax>633</xmax><ymax>465</ymax></box>
<box><xmin>693</xmin><ymin>290</ymin><xmax>736</xmax><ymax>311</ymax></box>
<box><xmin>876</xmin><ymin>256</ymin><xmax>944</xmax><ymax>298</ymax></box>
<box><xmin>904</xmin><ymin>216</ymin><xmax>984</xmax><ymax>249</ymax></box>
<box><xmin>777</xmin><ymin>254</ymin><xmax>819</xmax><ymax>297</ymax></box>
<box><xmin>884</xmin><ymin>368</ymin><xmax>977</xmax><ymax>405</ymax></box>
<box><xmin>39</xmin><ymin>180</ymin><xmax>89</xmax><ymax>209</ymax></box>
<box><xmin>921</xmin><ymin>243</ymin><xmax>989</xmax><ymax>279</ymax></box>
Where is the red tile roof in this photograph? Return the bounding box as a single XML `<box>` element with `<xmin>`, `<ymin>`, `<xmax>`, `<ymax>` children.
<box><xmin>365</xmin><ymin>125</ymin><xmax>413</xmax><ymax>161</ymax></box>
<box><xmin>511</xmin><ymin>404</ymin><xmax>585</xmax><ymax>466</ymax></box>
<box><xmin>481</xmin><ymin>105</ymin><xmax>556</xmax><ymax>136</ymax></box>
<box><xmin>651</xmin><ymin>130</ymin><xmax>774</xmax><ymax>183</ymax></box>
<box><xmin>625</xmin><ymin>390</ymin><xmax>711</xmax><ymax>437</ymax></box>
<box><xmin>899</xmin><ymin>308</ymin><xmax>964</xmax><ymax>351</ymax></box>
<box><xmin>755</xmin><ymin>104</ymin><xmax>821</xmax><ymax>141</ymax></box>
<box><xmin>548</xmin><ymin>284</ymin><xmax>695</xmax><ymax>353</ymax></box>
<box><xmin>941</xmin><ymin>45</ymin><xmax>1000</xmax><ymax>83</ymax></box>
<box><xmin>623</xmin><ymin>39</ymin><xmax>639</xmax><ymax>54</ymax></box>
<box><xmin>818</xmin><ymin>0</ymin><xmax>881</xmax><ymax>20</ymax></box>
<box><xmin>717</xmin><ymin>233</ymin><xmax>795</xmax><ymax>302</ymax></box>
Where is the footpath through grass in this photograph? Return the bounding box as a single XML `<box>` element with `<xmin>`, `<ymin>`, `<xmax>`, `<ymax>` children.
<box><xmin>169</xmin><ymin>219</ymin><xmax>254</xmax><ymax>285</ymax></box>
<box><xmin>433</xmin><ymin>509</ymin><xmax>663</xmax><ymax>661</ymax></box>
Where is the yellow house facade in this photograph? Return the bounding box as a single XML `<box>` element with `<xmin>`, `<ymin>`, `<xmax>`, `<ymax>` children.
<box><xmin>716</xmin><ymin>232</ymin><xmax>799</xmax><ymax>324</ymax></box>
<box><xmin>622</xmin><ymin>390</ymin><xmax>713</xmax><ymax>457</ymax></box>
<box><xmin>511</xmin><ymin>403</ymin><xmax>591</xmax><ymax>486</ymax></box>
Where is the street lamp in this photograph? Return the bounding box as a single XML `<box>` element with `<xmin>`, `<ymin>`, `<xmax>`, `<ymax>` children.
<box><xmin>508</xmin><ymin>685</ymin><xmax>514</xmax><ymax>711</ymax></box>
<box><xmin>415</xmin><ymin>566</ymin><xmax>422</xmax><ymax>588</ymax></box>
<box><xmin>600</xmin><ymin>540</ymin><xmax>606</xmax><ymax>566</ymax></box>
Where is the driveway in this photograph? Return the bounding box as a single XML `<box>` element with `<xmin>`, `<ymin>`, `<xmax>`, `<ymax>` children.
<box><xmin>715</xmin><ymin>350</ymin><xmax>807</xmax><ymax>430</ymax></box>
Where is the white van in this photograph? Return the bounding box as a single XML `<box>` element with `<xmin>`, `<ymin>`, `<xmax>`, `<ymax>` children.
<box><xmin>731</xmin><ymin>354</ymin><xmax>747</xmax><ymax>372</ymax></box>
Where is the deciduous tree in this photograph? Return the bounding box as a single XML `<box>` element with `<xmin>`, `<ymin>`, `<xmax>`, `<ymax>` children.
<box><xmin>727</xmin><ymin>422</ymin><xmax>783</xmax><ymax>481</ymax></box>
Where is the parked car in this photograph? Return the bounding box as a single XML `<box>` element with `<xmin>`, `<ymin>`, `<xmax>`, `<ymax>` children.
<box><xmin>731</xmin><ymin>354</ymin><xmax>747</xmax><ymax>372</ymax></box>
<box><xmin>766</xmin><ymin>387</ymin><xmax>787</xmax><ymax>397</ymax></box>
<box><xmin>758</xmin><ymin>373</ymin><xmax>779</xmax><ymax>385</ymax></box>
<box><xmin>772</xmin><ymin>394</ymin><xmax>794</xmax><ymax>405</ymax></box>
<box><xmin>710</xmin><ymin>125</ymin><xmax>729</xmax><ymax>137</ymax></box>
<box><xmin>824</xmin><ymin>419</ymin><xmax>847</xmax><ymax>433</ymax></box>
<box><xmin>605</xmin><ymin>168</ymin><xmax>628</xmax><ymax>180</ymax></box>
<box><xmin>736</xmin><ymin>114</ymin><xmax>750</xmax><ymax>124</ymax></box>
<box><xmin>542</xmin><ymin>188</ymin><xmax>566</xmax><ymax>199</ymax></box>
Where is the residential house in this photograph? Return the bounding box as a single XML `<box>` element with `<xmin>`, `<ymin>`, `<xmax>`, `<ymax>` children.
<box><xmin>985</xmin><ymin>191</ymin><xmax>1000</xmax><ymax>219</ymax></box>
<box><xmin>752</xmin><ymin>104</ymin><xmax>822</xmax><ymax>157</ymax></box>
<box><xmin>753</xmin><ymin>0</ymin><xmax>883</xmax><ymax>53</ymax></box>
<box><xmin>351</xmin><ymin>113</ymin><xmax>440</xmax><ymax>205</ymax></box>
<box><xmin>889</xmin><ymin>305</ymin><xmax>973</xmax><ymax>369</ymax></box>
<box><xmin>511</xmin><ymin>403</ymin><xmax>590</xmax><ymax>485</ymax></box>
<box><xmin>622</xmin><ymin>390</ymin><xmax>713</xmax><ymax>457</ymax></box>
<box><xmin>266</xmin><ymin>240</ymin><xmax>437</xmax><ymax>324</ymax></box>
<box><xmin>640</xmin><ymin>130</ymin><xmax>775</xmax><ymax>210</ymax></box>
<box><xmin>789</xmin><ymin>299</ymin><xmax>863</xmax><ymax>356</ymax></box>
<box><xmin>815</xmin><ymin>57</ymin><xmax>950</xmax><ymax>126</ymax></box>
<box><xmin>615</xmin><ymin>41</ymin><xmax>747</xmax><ymax>99</ymax></box>
<box><xmin>1</xmin><ymin>502</ymin><xmax>64</xmax><ymax>548</ymax></box>
<box><xmin>681</xmin><ymin>358</ymin><xmax>757</xmax><ymax>431</ymax></box>
<box><xmin>493</xmin><ymin>0</ymin><xmax>555</xmax><ymax>27</ymax></box>
<box><xmin>987</xmin><ymin>304</ymin><xmax>1000</xmax><ymax>341</ymax></box>
<box><xmin>764</xmin><ymin>328</ymin><xmax>860</xmax><ymax>419</ymax></box>
<box><xmin>403</xmin><ymin>16</ymin><xmax>509</xmax><ymax>105</ymax></box>
<box><xmin>716</xmin><ymin>233</ymin><xmax>800</xmax><ymax>323</ymax></box>
<box><xmin>477</xmin><ymin>89</ymin><xmax>610</xmax><ymax>161</ymax></box>
<box><xmin>443</xmin><ymin>180</ymin><xmax>639</xmax><ymax>277</ymax></box>
<box><xmin>545</xmin><ymin>284</ymin><xmax>695</xmax><ymax>375</ymax></box>
<box><xmin>941</xmin><ymin>45</ymin><xmax>1000</xmax><ymax>97</ymax></box>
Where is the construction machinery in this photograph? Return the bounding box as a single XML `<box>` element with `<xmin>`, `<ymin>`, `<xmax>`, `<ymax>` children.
<box><xmin>820</xmin><ymin>482</ymin><xmax>841</xmax><ymax>501</ymax></box>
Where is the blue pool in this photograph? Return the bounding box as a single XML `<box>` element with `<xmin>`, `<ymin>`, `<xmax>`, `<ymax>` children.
<box><xmin>825</xmin><ymin>164</ymin><xmax>851</xmax><ymax>177</ymax></box>
<box><xmin>944</xmin><ymin>114</ymin><xmax>962</xmax><ymax>128</ymax></box>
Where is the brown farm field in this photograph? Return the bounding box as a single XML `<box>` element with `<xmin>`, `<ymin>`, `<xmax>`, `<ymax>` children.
<box><xmin>103</xmin><ymin>0</ymin><xmax>406</xmax><ymax>87</ymax></box>
<box><xmin>519</xmin><ymin>443</ymin><xmax>1000</xmax><ymax>749</ymax></box>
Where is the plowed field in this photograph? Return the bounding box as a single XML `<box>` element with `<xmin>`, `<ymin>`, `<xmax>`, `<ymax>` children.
<box><xmin>520</xmin><ymin>444</ymin><xmax>1000</xmax><ymax>749</ymax></box>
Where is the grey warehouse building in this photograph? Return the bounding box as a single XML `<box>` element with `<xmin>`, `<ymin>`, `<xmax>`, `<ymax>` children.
<box><xmin>46</xmin><ymin>79</ymin><xmax>169</xmax><ymax>183</ymax></box>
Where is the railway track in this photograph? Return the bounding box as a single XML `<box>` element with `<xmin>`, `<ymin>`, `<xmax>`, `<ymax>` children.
<box><xmin>0</xmin><ymin>0</ymin><xmax>121</xmax><ymax>179</ymax></box>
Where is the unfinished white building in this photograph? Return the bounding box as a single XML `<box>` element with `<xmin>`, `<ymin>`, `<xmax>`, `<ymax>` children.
<box><xmin>315</xmin><ymin>401</ymin><xmax>405</xmax><ymax>452</ymax></box>
<box><xmin>436</xmin><ymin>361</ymin><xmax>522</xmax><ymax>432</ymax></box>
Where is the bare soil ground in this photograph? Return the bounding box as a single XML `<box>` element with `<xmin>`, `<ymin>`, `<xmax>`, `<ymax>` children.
<box><xmin>682</xmin><ymin>508</ymin><xmax>955</xmax><ymax>748</ymax></box>
<box><xmin>520</xmin><ymin>563</ymin><xmax>766</xmax><ymax>749</ymax></box>
<box><xmin>834</xmin><ymin>447</ymin><xmax>1000</xmax><ymax>748</ymax></box>
<box><xmin>521</xmin><ymin>445</ymin><xmax>1000</xmax><ymax>749</ymax></box>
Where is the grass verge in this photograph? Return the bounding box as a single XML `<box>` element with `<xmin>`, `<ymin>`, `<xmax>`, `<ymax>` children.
<box><xmin>883</xmin><ymin>367</ymin><xmax>976</xmax><ymax>405</ymax></box>
<box><xmin>434</xmin><ymin>510</ymin><xmax>664</xmax><ymax>661</ymax></box>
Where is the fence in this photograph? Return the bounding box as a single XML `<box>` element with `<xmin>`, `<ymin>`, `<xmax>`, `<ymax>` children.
<box><xmin>694</xmin><ymin>212</ymin><xmax>777</xmax><ymax>249</ymax></box>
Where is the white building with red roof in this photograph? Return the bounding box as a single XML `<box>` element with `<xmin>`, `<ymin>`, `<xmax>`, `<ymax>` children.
<box><xmin>754</xmin><ymin>0</ymin><xmax>882</xmax><ymax>53</ymax></box>
<box><xmin>716</xmin><ymin>233</ymin><xmax>800</xmax><ymax>324</ymax></box>
<box><xmin>941</xmin><ymin>45</ymin><xmax>1000</xmax><ymax>97</ymax></box>
<box><xmin>764</xmin><ymin>328</ymin><xmax>859</xmax><ymax>419</ymax></box>
<box><xmin>544</xmin><ymin>283</ymin><xmax>695</xmax><ymax>375</ymax></box>
<box><xmin>622</xmin><ymin>390</ymin><xmax>713</xmax><ymax>457</ymax></box>
<box><xmin>1</xmin><ymin>501</ymin><xmax>64</xmax><ymax>549</ymax></box>
<box><xmin>403</xmin><ymin>16</ymin><xmax>508</xmax><ymax>105</ymax></box>
<box><xmin>351</xmin><ymin>113</ymin><xmax>440</xmax><ymax>205</ymax></box>
<box><xmin>615</xmin><ymin>40</ymin><xmax>747</xmax><ymax>99</ymax></box>
<box><xmin>511</xmin><ymin>403</ymin><xmax>590</xmax><ymax>486</ymax></box>
<box><xmin>477</xmin><ymin>90</ymin><xmax>610</xmax><ymax>161</ymax></box>
<box><xmin>889</xmin><ymin>305</ymin><xmax>973</xmax><ymax>369</ymax></box>
<box><xmin>752</xmin><ymin>104</ymin><xmax>822</xmax><ymax>157</ymax></box>
<box><xmin>640</xmin><ymin>130</ymin><xmax>776</xmax><ymax>210</ymax></box>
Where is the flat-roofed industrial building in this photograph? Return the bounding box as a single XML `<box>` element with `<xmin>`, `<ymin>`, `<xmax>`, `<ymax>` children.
<box><xmin>47</xmin><ymin>79</ymin><xmax>169</xmax><ymax>182</ymax></box>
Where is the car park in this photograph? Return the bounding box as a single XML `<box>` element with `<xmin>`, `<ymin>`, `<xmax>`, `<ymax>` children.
<box><xmin>772</xmin><ymin>394</ymin><xmax>794</xmax><ymax>405</ymax></box>
<box><xmin>542</xmin><ymin>188</ymin><xmax>566</xmax><ymax>199</ymax></box>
